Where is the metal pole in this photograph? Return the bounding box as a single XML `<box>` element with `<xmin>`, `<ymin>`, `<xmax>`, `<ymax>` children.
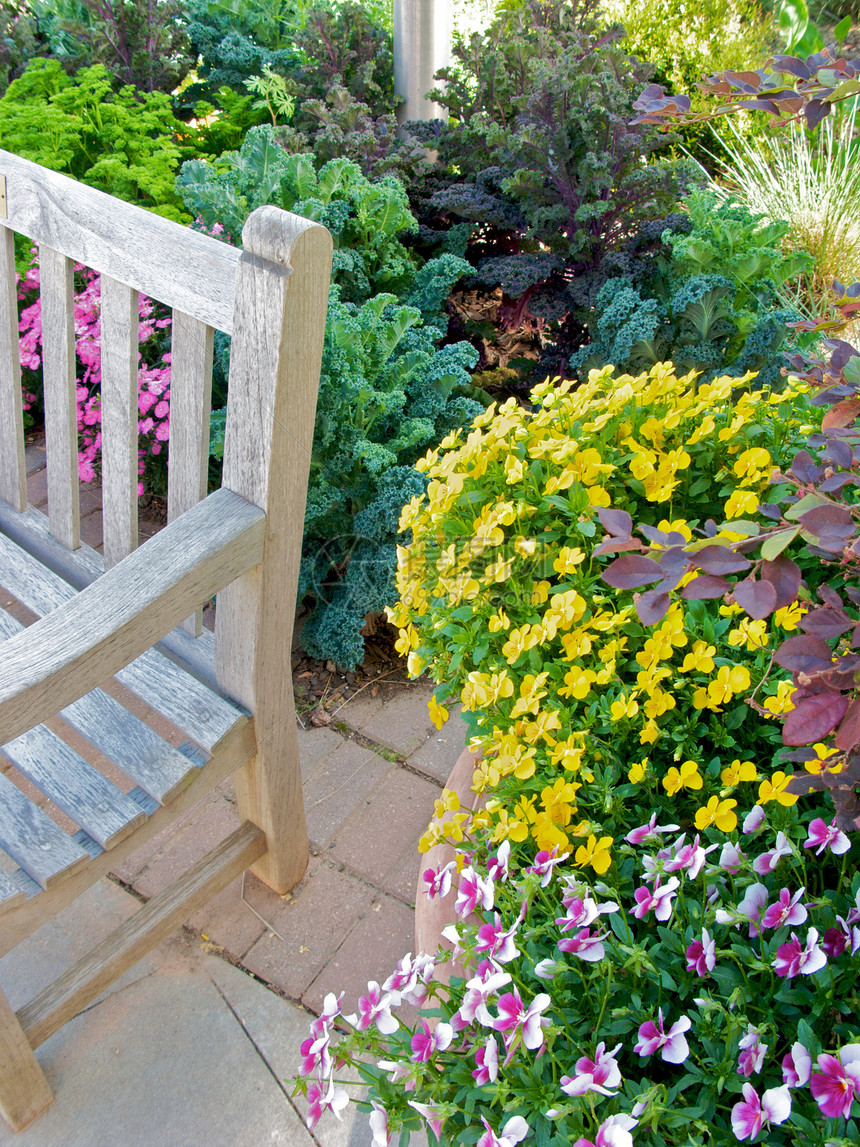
<box><xmin>393</xmin><ymin>0</ymin><xmax>453</xmax><ymax>123</ymax></box>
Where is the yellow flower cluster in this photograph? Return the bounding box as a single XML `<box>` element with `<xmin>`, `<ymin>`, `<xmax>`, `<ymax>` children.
<box><xmin>390</xmin><ymin>364</ymin><xmax>816</xmax><ymax>868</ymax></box>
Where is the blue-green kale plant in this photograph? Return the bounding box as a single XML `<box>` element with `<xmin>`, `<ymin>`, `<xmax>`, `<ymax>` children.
<box><xmin>182</xmin><ymin>128</ymin><xmax>482</xmax><ymax>667</ymax></box>
<box><xmin>571</xmin><ymin>189</ymin><xmax>814</xmax><ymax>388</ymax></box>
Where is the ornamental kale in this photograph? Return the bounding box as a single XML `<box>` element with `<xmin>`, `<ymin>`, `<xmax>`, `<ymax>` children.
<box><xmin>572</xmin><ymin>191</ymin><xmax>812</xmax><ymax>387</ymax></box>
<box><xmin>406</xmin><ymin>0</ymin><xmax>694</xmax><ymax>383</ymax></box>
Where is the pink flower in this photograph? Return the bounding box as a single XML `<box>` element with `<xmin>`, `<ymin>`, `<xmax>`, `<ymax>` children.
<box><xmin>822</xmin><ymin>917</ymin><xmax>860</xmax><ymax>959</ymax></box>
<box><xmin>345</xmin><ymin>981</ymin><xmax>399</xmax><ymax>1034</ymax></box>
<box><xmin>664</xmin><ymin>833</ymin><xmax>716</xmax><ymax>879</ymax></box>
<box><xmin>752</xmin><ymin>831</ymin><xmax>792</xmax><ymax>875</ymax></box>
<box><xmin>716</xmin><ymin>883</ymin><xmax>768</xmax><ymax>937</ymax></box>
<box><xmin>487</xmin><ymin>840</ymin><xmax>511</xmax><ymax>883</ymax></box>
<box><xmin>557</xmin><ymin>926</ymin><xmax>608</xmax><ymax>962</ymax></box>
<box><xmin>305</xmin><ymin>1077</ymin><xmax>349</xmax><ymax>1130</ymax></box>
<box><xmin>718</xmin><ymin>842</ymin><xmax>746</xmax><ymax>874</ymax></box>
<box><xmin>369</xmin><ymin>1100</ymin><xmax>391</xmax><ymax>1146</ymax></box>
<box><xmin>804</xmin><ymin>817</ymin><xmax>851</xmax><ymax>856</ymax></box>
<box><xmin>410</xmin><ymin>1018</ymin><xmax>453</xmax><ymax>1063</ymax></box>
<box><xmin>407</xmin><ymin>1100</ymin><xmax>446</xmax><ymax>1140</ymax></box>
<box><xmin>383</xmin><ymin>952</ymin><xmax>436</xmax><ymax>1007</ymax></box>
<box><xmin>473</xmin><ymin>1034</ymin><xmax>500</xmax><ymax>1085</ymax></box>
<box><xmin>574</xmin><ymin>1113</ymin><xmax>638</xmax><ymax>1147</ymax></box>
<box><xmin>557</xmin><ymin>896</ymin><xmax>601</xmax><ymax>931</ymax></box>
<box><xmin>809</xmin><ymin>1045</ymin><xmax>860</xmax><ymax>1118</ymax></box>
<box><xmin>730</xmin><ymin>1083</ymin><xmax>791</xmax><ymax>1140</ymax></box>
<box><xmin>774</xmin><ymin>928</ymin><xmax>827</xmax><ymax>978</ymax></box>
<box><xmin>686</xmin><ymin>928</ymin><xmax>716</xmax><ymax>976</ymax></box>
<box><xmin>782</xmin><ymin>1041</ymin><xmax>812</xmax><ymax>1088</ymax></box>
<box><xmin>634</xmin><ymin>1008</ymin><xmax>691</xmax><ymax>1064</ymax></box>
<box><xmin>561</xmin><ymin>1042</ymin><xmax>622</xmax><ymax>1097</ymax></box>
<box><xmin>761</xmin><ymin>887</ymin><xmax>807</xmax><ymax>930</ymax></box>
<box><xmin>811</xmin><ymin>1046</ymin><xmax>860</xmax><ymax>1114</ymax></box>
<box><xmin>476</xmin><ymin>1115</ymin><xmax>529</xmax><ymax>1147</ymax></box>
<box><xmin>493</xmin><ymin>988</ymin><xmax>551</xmax><ymax>1058</ymax></box>
<box><xmin>743</xmin><ymin>805</ymin><xmax>766</xmax><ymax>833</ymax></box>
<box><xmin>456</xmin><ymin>968</ymin><xmax>512</xmax><ymax>1028</ymax></box>
<box><xmin>455</xmin><ymin>866</ymin><xmax>495</xmax><ymax>917</ymax></box>
<box><xmin>475</xmin><ymin>911</ymin><xmax>522</xmax><ymax>966</ymax></box>
<box><xmin>422</xmin><ymin>860</ymin><xmax>455</xmax><ymax>900</ymax></box>
<box><xmin>629</xmin><ymin>877</ymin><xmax>680</xmax><ymax>922</ymax></box>
<box><xmin>527</xmin><ymin>846</ymin><xmax>569</xmax><ymax>886</ymax></box>
<box><xmin>737</xmin><ymin>1025</ymin><xmax>768</xmax><ymax>1077</ymax></box>
<box><xmin>625</xmin><ymin>813</ymin><xmax>679</xmax><ymax>844</ymax></box>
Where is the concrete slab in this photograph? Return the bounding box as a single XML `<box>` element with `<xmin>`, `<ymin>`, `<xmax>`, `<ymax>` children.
<box><xmin>0</xmin><ymin>936</ymin><xmax>317</xmax><ymax>1147</ymax></box>
<box><xmin>409</xmin><ymin>709</ymin><xmax>471</xmax><ymax>785</ymax></box>
<box><xmin>304</xmin><ymin>742</ymin><xmax>395</xmax><ymax>850</ymax></box>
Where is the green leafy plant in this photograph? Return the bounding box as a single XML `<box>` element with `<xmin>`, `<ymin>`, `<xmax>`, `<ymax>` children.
<box><xmin>407</xmin><ymin>0</ymin><xmax>695</xmax><ymax>382</ymax></box>
<box><xmin>573</xmin><ymin>189</ymin><xmax>812</xmax><ymax>387</ymax></box>
<box><xmin>243</xmin><ymin>63</ymin><xmax>295</xmax><ymax>124</ymax></box>
<box><xmin>183</xmin><ymin>0</ymin><xmax>303</xmax><ymax>95</ymax></box>
<box><xmin>0</xmin><ymin>59</ymin><xmax>203</xmax><ymax>219</ymax></box>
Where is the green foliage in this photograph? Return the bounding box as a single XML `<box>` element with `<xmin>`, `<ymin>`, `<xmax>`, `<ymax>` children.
<box><xmin>292</xmin><ymin>1</ymin><xmax>395</xmax><ymax>113</ymax></box>
<box><xmin>282</xmin><ymin>83</ymin><xmax>432</xmax><ymax>183</ymax></box>
<box><xmin>572</xmin><ymin>190</ymin><xmax>813</xmax><ymax>387</ymax></box>
<box><xmin>178</xmin><ymin>126</ymin><xmax>425</xmax><ymax>300</ymax></box>
<box><xmin>65</xmin><ymin>0</ymin><xmax>194</xmax><ymax>91</ymax></box>
<box><xmin>183</xmin><ymin>0</ymin><xmax>303</xmax><ymax>94</ymax></box>
<box><xmin>243</xmin><ymin>63</ymin><xmax>295</xmax><ymax>125</ymax></box>
<box><xmin>408</xmin><ymin>0</ymin><xmax>695</xmax><ymax>381</ymax></box>
<box><xmin>0</xmin><ymin>60</ymin><xmax>203</xmax><ymax>218</ymax></box>
<box><xmin>604</xmin><ymin>0</ymin><xmax>776</xmax><ymax>95</ymax></box>
<box><xmin>298</xmin><ymin>289</ymin><xmax>481</xmax><ymax>668</ymax></box>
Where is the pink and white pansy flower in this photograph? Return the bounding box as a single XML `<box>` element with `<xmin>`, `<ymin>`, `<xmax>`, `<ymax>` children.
<box><xmin>730</xmin><ymin>1083</ymin><xmax>791</xmax><ymax>1140</ymax></box>
<box><xmin>561</xmin><ymin>1042</ymin><xmax>622</xmax><ymax>1098</ymax></box>
<box><xmin>634</xmin><ymin>1008</ymin><xmax>691</xmax><ymax>1064</ymax></box>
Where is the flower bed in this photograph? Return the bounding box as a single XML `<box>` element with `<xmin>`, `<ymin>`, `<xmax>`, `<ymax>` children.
<box><xmin>295</xmin><ymin>364</ymin><xmax>859</xmax><ymax>1146</ymax></box>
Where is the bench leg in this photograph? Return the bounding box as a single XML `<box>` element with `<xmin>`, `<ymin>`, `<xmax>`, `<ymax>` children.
<box><xmin>0</xmin><ymin>986</ymin><xmax>53</xmax><ymax>1131</ymax></box>
<box><xmin>234</xmin><ymin>708</ymin><xmax>309</xmax><ymax>895</ymax></box>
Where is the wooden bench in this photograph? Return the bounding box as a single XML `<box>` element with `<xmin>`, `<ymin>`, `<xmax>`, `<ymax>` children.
<box><xmin>0</xmin><ymin>149</ymin><xmax>332</xmax><ymax>1131</ymax></box>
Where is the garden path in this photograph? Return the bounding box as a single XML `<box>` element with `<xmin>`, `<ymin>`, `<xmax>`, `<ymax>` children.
<box><xmin>0</xmin><ymin>437</ymin><xmax>458</xmax><ymax>1144</ymax></box>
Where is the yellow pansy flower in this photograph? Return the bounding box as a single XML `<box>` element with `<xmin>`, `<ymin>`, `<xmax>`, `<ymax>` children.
<box><xmin>720</xmin><ymin>759</ymin><xmax>757</xmax><ymax>788</ymax></box>
<box><xmin>695</xmin><ymin>796</ymin><xmax>738</xmax><ymax>832</ymax></box>
<box><xmin>727</xmin><ymin>618</ymin><xmax>769</xmax><ymax>651</ymax></box>
<box><xmin>758</xmin><ymin>771</ymin><xmax>799</xmax><ymax>806</ymax></box>
<box><xmin>680</xmin><ymin>641</ymin><xmax>716</xmax><ymax>674</ymax></box>
<box><xmin>574</xmin><ymin>834</ymin><xmax>614</xmax><ymax>875</ymax></box>
<box><xmin>428</xmin><ymin>695</ymin><xmax>449</xmax><ymax>730</ymax></box>
<box><xmin>773</xmin><ymin>601</ymin><xmax>806</xmax><ymax>631</ymax></box>
<box><xmin>662</xmin><ymin>760</ymin><xmax>703</xmax><ymax>795</ymax></box>
<box><xmin>553</xmin><ymin>546</ymin><xmax>586</xmax><ymax>576</ymax></box>
<box><xmin>628</xmin><ymin>758</ymin><xmax>648</xmax><ymax>784</ymax></box>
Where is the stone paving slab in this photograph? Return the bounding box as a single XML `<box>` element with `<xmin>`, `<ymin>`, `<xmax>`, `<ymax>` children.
<box><xmin>0</xmin><ymin>934</ymin><xmax>319</xmax><ymax>1147</ymax></box>
<box><xmin>338</xmin><ymin>683</ymin><xmax>436</xmax><ymax>757</ymax></box>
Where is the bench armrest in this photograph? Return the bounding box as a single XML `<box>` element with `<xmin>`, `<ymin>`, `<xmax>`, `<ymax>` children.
<box><xmin>0</xmin><ymin>487</ymin><xmax>265</xmax><ymax>744</ymax></box>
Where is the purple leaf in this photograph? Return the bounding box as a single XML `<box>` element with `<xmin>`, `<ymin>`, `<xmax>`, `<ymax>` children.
<box><xmin>783</xmin><ymin>692</ymin><xmax>849</xmax><ymax>746</ymax></box>
<box><xmin>790</xmin><ymin>450</ymin><xmax>821</xmax><ymax>483</ymax></box>
<box><xmin>679</xmin><ymin>574</ymin><xmax>730</xmax><ymax>600</ymax></box>
<box><xmin>760</xmin><ymin>557</ymin><xmax>802</xmax><ymax>610</ymax></box>
<box><xmin>799</xmin><ymin>608</ymin><xmax>855</xmax><ymax>638</ymax></box>
<box><xmin>804</xmin><ymin>98</ymin><xmax>832</xmax><ymax>128</ymax></box>
<box><xmin>692</xmin><ymin>545</ymin><xmax>752</xmax><ymax>575</ymax></box>
<box><xmin>635</xmin><ymin>590</ymin><xmax>671</xmax><ymax>625</ymax></box>
<box><xmin>597</xmin><ymin>507</ymin><xmax>633</xmax><ymax>538</ymax></box>
<box><xmin>774</xmin><ymin>634</ymin><xmax>834</xmax><ymax>672</ymax></box>
<box><xmin>798</xmin><ymin>503</ymin><xmax>854</xmax><ymax>538</ymax></box>
<box><xmin>835</xmin><ymin>698</ymin><xmax>860</xmax><ymax>752</ymax></box>
<box><xmin>601</xmin><ymin>554</ymin><xmax>663</xmax><ymax>589</ymax></box>
<box><xmin>733</xmin><ymin>577</ymin><xmax>777</xmax><ymax>619</ymax></box>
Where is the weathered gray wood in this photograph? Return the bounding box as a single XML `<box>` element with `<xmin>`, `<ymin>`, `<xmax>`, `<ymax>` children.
<box><xmin>0</xmin><ymin>530</ymin><xmax>244</xmax><ymax>751</ymax></box>
<box><xmin>168</xmin><ymin>309</ymin><xmax>214</xmax><ymax>637</ymax></box>
<box><xmin>0</xmin><ymin>730</ymin><xmax>145</xmax><ymax>850</ymax></box>
<box><xmin>0</xmin><ymin>718</ymin><xmax>254</xmax><ymax>959</ymax></box>
<box><xmin>18</xmin><ymin>821</ymin><xmax>266</xmax><ymax>1051</ymax></box>
<box><xmin>39</xmin><ymin>245</ymin><xmax>79</xmax><ymax>550</ymax></box>
<box><xmin>0</xmin><ymin>596</ymin><xmax>202</xmax><ymax>804</ymax></box>
<box><xmin>0</xmin><ymin>985</ymin><xmax>53</xmax><ymax>1131</ymax></box>
<box><xmin>0</xmin><ymin>771</ymin><xmax>90</xmax><ymax>890</ymax></box>
<box><xmin>99</xmin><ymin>274</ymin><xmax>139</xmax><ymax>568</ymax></box>
<box><xmin>0</xmin><ymin>500</ymin><xmax>104</xmax><ymax>587</ymax></box>
<box><xmin>0</xmin><ymin>149</ymin><xmax>240</xmax><ymax>333</ymax></box>
<box><xmin>0</xmin><ymin>227</ymin><xmax>25</xmax><ymax>511</ymax></box>
<box><xmin>217</xmin><ymin>207</ymin><xmax>332</xmax><ymax>893</ymax></box>
<box><xmin>0</xmin><ymin>487</ymin><xmax>265</xmax><ymax>745</ymax></box>
<box><xmin>0</xmin><ymin>869</ymin><xmax>24</xmax><ymax>913</ymax></box>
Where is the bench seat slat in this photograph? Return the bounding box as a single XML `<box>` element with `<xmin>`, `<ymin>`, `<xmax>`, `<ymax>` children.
<box><xmin>0</xmin><ymin>868</ymin><xmax>25</xmax><ymax>914</ymax></box>
<box><xmin>0</xmin><ymin>527</ymin><xmax>247</xmax><ymax>752</ymax></box>
<box><xmin>0</xmin><ymin>727</ymin><xmax>145</xmax><ymax>851</ymax></box>
<box><xmin>0</xmin><ymin>605</ymin><xmax>206</xmax><ymax>804</ymax></box>
<box><xmin>0</xmin><ymin>772</ymin><xmax>90</xmax><ymax>890</ymax></box>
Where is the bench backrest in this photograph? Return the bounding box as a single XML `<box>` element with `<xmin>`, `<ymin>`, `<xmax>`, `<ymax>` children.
<box><xmin>0</xmin><ymin>148</ymin><xmax>332</xmax><ymax>674</ymax></box>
